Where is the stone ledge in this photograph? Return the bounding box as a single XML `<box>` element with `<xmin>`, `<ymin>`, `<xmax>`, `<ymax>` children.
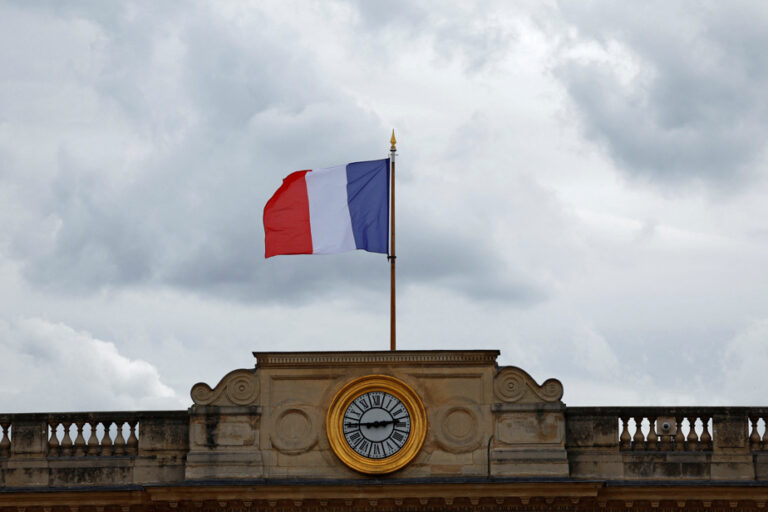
<box><xmin>253</xmin><ymin>350</ymin><xmax>500</xmax><ymax>368</ymax></box>
<box><xmin>189</xmin><ymin>406</ymin><xmax>262</xmax><ymax>416</ymax></box>
<box><xmin>494</xmin><ymin>403</ymin><xmax>565</xmax><ymax>412</ymax></box>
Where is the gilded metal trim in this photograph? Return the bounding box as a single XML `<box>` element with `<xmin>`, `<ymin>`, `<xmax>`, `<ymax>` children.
<box><xmin>326</xmin><ymin>375</ymin><xmax>427</xmax><ymax>475</ymax></box>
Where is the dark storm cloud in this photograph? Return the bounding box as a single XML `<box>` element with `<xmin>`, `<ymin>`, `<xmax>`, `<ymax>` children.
<box><xmin>4</xmin><ymin>1</ymin><xmax>542</xmax><ymax>307</ymax></box>
<box><xmin>554</xmin><ymin>1</ymin><xmax>768</xmax><ymax>185</ymax></box>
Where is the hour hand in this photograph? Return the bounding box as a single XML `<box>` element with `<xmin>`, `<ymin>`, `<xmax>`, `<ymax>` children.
<box><xmin>345</xmin><ymin>419</ymin><xmax>406</xmax><ymax>429</ymax></box>
<box><xmin>364</xmin><ymin>419</ymin><xmax>403</xmax><ymax>428</ymax></box>
<box><xmin>346</xmin><ymin>420</ymin><xmax>385</xmax><ymax>428</ymax></box>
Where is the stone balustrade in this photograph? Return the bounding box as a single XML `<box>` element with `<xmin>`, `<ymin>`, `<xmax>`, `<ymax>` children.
<box><xmin>2</xmin><ymin>405</ymin><xmax>766</xmax><ymax>488</ymax></box>
<box><xmin>616</xmin><ymin>408</ymin><xmax>715</xmax><ymax>451</ymax></box>
<box><xmin>0</xmin><ymin>411</ymin><xmax>188</xmax><ymax>487</ymax></box>
<box><xmin>46</xmin><ymin>413</ymin><xmax>139</xmax><ymax>457</ymax></box>
<box><xmin>749</xmin><ymin>412</ymin><xmax>768</xmax><ymax>451</ymax></box>
<box><xmin>566</xmin><ymin>406</ymin><xmax>768</xmax><ymax>481</ymax></box>
<box><xmin>0</xmin><ymin>418</ymin><xmax>10</xmax><ymax>458</ymax></box>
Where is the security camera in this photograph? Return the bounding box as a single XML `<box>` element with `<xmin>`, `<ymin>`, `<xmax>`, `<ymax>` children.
<box><xmin>655</xmin><ymin>417</ymin><xmax>677</xmax><ymax>436</ymax></box>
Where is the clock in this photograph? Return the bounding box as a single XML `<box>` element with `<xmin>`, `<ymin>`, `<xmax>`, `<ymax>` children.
<box><xmin>326</xmin><ymin>374</ymin><xmax>427</xmax><ymax>474</ymax></box>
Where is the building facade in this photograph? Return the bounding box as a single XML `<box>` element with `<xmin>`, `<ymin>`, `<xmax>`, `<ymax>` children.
<box><xmin>1</xmin><ymin>350</ymin><xmax>767</xmax><ymax>511</ymax></box>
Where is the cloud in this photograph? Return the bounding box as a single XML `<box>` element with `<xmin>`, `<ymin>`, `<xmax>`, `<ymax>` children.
<box><xmin>0</xmin><ymin>1</ymin><xmax>545</xmax><ymax>308</ymax></box>
<box><xmin>718</xmin><ymin>318</ymin><xmax>768</xmax><ymax>404</ymax></box>
<box><xmin>554</xmin><ymin>1</ymin><xmax>768</xmax><ymax>186</ymax></box>
<box><xmin>0</xmin><ymin>317</ymin><xmax>183</xmax><ymax>412</ymax></box>
<box><xmin>351</xmin><ymin>1</ymin><xmax>519</xmax><ymax>72</ymax></box>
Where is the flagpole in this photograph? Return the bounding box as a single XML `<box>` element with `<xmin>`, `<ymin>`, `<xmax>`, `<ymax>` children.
<box><xmin>389</xmin><ymin>130</ymin><xmax>397</xmax><ymax>351</ymax></box>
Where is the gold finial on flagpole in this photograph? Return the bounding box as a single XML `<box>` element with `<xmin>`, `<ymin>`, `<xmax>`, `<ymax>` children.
<box><xmin>390</xmin><ymin>129</ymin><xmax>397</xmax><ymax>151</ymax></box>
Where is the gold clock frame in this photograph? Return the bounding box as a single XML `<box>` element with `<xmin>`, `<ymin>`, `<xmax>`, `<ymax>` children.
<box><xmin>326</xmin><ymin>374</ymin><xmax>427</xmax><ymax>475</ymax></box>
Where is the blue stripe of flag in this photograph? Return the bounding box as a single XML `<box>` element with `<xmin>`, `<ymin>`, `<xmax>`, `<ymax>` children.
<box><xmin>346</xmin><ymin>158</ymin><xmax>389</xmax><ymax>254</ymax></box>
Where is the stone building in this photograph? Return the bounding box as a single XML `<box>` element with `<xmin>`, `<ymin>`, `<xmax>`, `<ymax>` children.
<box><xmin>1</xmin><ymin>350</ymin><xmax>767</xmax><ymax>511</ymax></box>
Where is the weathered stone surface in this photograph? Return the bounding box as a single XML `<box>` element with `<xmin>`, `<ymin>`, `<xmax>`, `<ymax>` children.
<box><xmin>490</xmin><ymin>367</ymin><xmax>568</xmax><ymax>477</ymax></box>
<box><xmin>8</xmin><ymin>419</ymin><xmax>47</xmax><ymax>458</ymax></box>
<box><xmin>1</xmin><ymin>350</ymin><xmax>767</xmax><ymax>511</ymax></box>
<box><xmin>566</xmin><ymin>409</ymin><xmax>619</xmax><ymax>448</ymax></box>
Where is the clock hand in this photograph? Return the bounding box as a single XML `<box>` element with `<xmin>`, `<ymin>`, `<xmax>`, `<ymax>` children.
<box><xmin>346</xmin><ymin>419</ymin><xmax>406</xmax><ymax>428</ymax></box>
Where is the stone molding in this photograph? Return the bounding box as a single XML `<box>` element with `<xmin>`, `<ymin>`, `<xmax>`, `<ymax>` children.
<box><xmin>253</xmin><ymin>350</ymin><xmax>500</xmax><ymax>368</ymax></box>
<box><xmin>3</xmin><ymin>481</ymin><xmax>768</xmax><ymax>511</ymax></box>
<box><xmin>269</xmin><ymin>402</ymin><xmax>318</xmax><ymax>455</ymax></box>
<box><xmin>494</xmin><ymin>366</ymin><xmax>563</xmax><ymax>404</ymax></box>
<box><xmin>190</xmin><ymin>369</ymin><xmax>260</xmax><ymax>406</ymax></box>
<box><xmin>433</xmin><ymin>400</ymin><xmax>485</xmax><ymax>453</ymax></box>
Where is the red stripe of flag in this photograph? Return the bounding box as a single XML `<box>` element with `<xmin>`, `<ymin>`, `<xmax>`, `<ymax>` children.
<box><xmin>263</xmin><ymin>170</ymin><xmax>313</xmax><ymax>258</ymax></box>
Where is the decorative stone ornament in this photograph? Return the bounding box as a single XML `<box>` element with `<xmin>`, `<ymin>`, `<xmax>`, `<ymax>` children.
<box><xmin>270</xmin><ymin>403</ymin><xmax>318</xmax><ymax>455</ymax></box>
<box><xmin>494</xmin><ymin>366</ymin><xmax>563</xmax><ymax>404</ymax></box>
<box><xmin>433</xmin><ymin>400</ymin><xmax>484</xmax><ymax>453</ymax></box>
<box><xmin>326</xmin><ymin>374</ymin><xmax>427</xmax><ymax>474</ymax></box>
<box><xmin>190</xmin><ymin>369</ymin><xmax>259</xmax><ymax>406</ymax></box>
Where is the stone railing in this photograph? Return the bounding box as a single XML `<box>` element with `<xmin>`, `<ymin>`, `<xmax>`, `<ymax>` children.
<box><xmin>0</xmin><ymin>412</ymin><xmax>147</xmax><ymax>457</ymax></box>
<box><xmin>616</xmin><ymin>407</ymin><xmax>716</xmax><ymax>451</ymax></box>
<box><xmin>0</xmin><ymin>416</ymin><xmax>11</xmax><ymax>458</ymax></box>
<box><xmin>46</xmin><ymin>412</ymin><xmax>140</xmax><ymax>457</ymax></box>
<box><xmin>566</xmin><ymin>406</ymin><xmax>768</xmax><ymax>480</ymax></box>
<box><xmin>0</xmin><ymin>410</ymin><xmax>188</xmax><ymax>487</ymax></box>
<box><xmin>567</xmin><ymin>407</ymin><xmax>768</xmax><ymax>451</ymax></box>
<box><xmin>749</xmin><ymin>410</ymin><xmax>768</xmax><ymax>451</ymax></box>
<box><xmin>3</xmin><ymin>406</ymin><xmax>768</xmax><ymax>487</ymax></box>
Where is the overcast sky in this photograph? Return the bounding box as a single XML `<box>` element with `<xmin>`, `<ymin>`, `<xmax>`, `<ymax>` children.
<box><xmin>2</xmin><ymin>0</ymin><xmax>768</xmax><ymax>412</ymax></box>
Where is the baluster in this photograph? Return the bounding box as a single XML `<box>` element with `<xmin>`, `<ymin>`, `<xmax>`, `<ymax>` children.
<box><xmin>61</xmin><ymin>421</ymin><xmax>74</xmax><ymax>456</ymax></box>
<box><xmin>114</xmin><ymin>421</ymin><xmax>126</xmax><ymax>455</ymax></box>
<box><xmin>619</xmin><ymin>417</ymin><xmax>631</xmax><ymax>450</ymax></box>
<box><xmin>0</xmin><ymin>422</ymin><xmax>10</xmax><ymax>457</ymax></box>
<box><xmin>73</xmin><ymin>420</ymin><xmax>86</xmax><ymax>456</ymax></box>
<box><xmin>657</xmin><ymin>416</ymin><xmax>672</xmax><ymax>451</ymax></box>
<box><xmin>647</xmin><ymin>416</ymin><xmax>658</xmax><ymax>450</ymax></box>
<box><xmin>700</xmin><ymin>416</ymin><xmax>712</xmax><ymax>450</ymax></box>
<box><xmin>126</xmin><ymin>420</ymin><xmax>138</xmax><ymax>455</ymax></box>
<box><xmin>632</xmin><ymin>416</ymin><xmax>645</xmax><ymax>450</ymax></box>
<box><xmin>673</xmin><ymin>416</ymin><xmax>685</xmax><ymax>451</ymax></box>
<box><xmin>686</xmin><ymin>416</ymin><xmax>698</xmax><ymax>451</ymax></box>
<box><xmin>48</xmin><ymin>422</ymin><xmax>60</xmax><ymax>456</ymax></box>
<box><xmin>761</xmin><ymin>416</ymin><xmax>768</xmax><ymax>451</ymax></box>
<box><xmin>750</xmin><ymin>417</ymin><xmax>761</xmax><ymax>451</ymax></box>
<box><xmin>87</xmin><ymin>420</ymin><xmax>99</xmax><ymax>455</ymax></box>
<box><xmin>659</xmin><ymin>417</ymin><xmax>672</xmax><ymax>451</ymax></box>
<box><xmin>101</xmin><ymin>422</ymin><xmax>114</xmax><ymax>456</ymax></box>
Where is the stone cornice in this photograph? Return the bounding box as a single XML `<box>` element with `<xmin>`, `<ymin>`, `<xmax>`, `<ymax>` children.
<box><xmin>252</xmin><ymin>350</ymin><xmax>500</xmax><ymax>368</ymax></box>
<box><xmin>4</xmin><ymin>481</ymin><xmax>768</xmax><ymax>511</ymax></box>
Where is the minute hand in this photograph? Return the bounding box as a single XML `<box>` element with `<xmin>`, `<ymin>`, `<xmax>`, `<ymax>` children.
<box><xmin>346</xmin><ymin>419</ymin><xmax>405</xmax><ymax>428</ymax></box>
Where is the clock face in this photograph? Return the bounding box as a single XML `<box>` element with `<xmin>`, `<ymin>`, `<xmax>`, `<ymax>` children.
<box><xmin>327</xmin><ymin>375</ymin><xmax>427</xmax><ymax>474</ymax></box>
<box><xmin>342</xmin><ymin>391</ymin><xmax>411</xmax><ymax>459</ymax></box>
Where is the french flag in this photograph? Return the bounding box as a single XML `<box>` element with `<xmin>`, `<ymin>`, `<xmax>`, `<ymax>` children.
<box><xmin>264</xmin><ymin>159</ymin><xmax>390</xmax><ymax>258</ymax></box>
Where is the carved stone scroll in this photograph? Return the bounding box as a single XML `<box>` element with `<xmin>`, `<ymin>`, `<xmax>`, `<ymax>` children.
<box><xmin>494</xmin><ymin>366</ymin><xmax>563</xmax><ymax>404</ymax></box>
<box><xmin>191</xmin><ymin>369</ymin><xmax>260</xmax><ymax>406</ymax></box>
